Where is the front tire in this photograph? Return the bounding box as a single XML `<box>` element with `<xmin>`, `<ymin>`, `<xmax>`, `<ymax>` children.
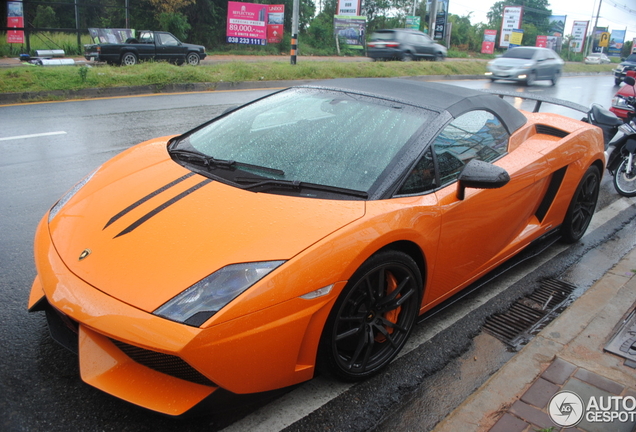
<box><xmin>186</xmin><ymin>52</ymin><xmax>201</xmax><ymax>66</ymax></box>
<box><xmin>613</xmin><ymin>156</ymin><xmax>636</xmax><ymax>197</ymax></box>
<box><xmin>561</xmin><ymin>166</ymin><xmax>600</xmax><ymax>243</ymax></box>
<box><xmin>615</xmin><ymin>77</ymin><xmax>622</xmax><ymax>86</ymax></box>
<box><xmin>525</xmin><ymin>71</ymin><xmax>536</xmax><ymax>86</ymax></box>
<box><xmin>318</xmin><ymin>250</ymin><xmax>421</xmax><ymax>381</ymax></box>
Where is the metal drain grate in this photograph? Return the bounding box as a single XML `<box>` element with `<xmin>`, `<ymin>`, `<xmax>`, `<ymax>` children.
<box><xmin>483</xmin><ymin>279</ymin><xmax>576</xmax><ymax>350</ymax></box>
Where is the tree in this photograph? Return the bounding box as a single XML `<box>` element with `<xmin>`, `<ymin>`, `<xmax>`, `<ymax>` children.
<box><xmin>32</xmin><ymin>5</ymin><xmax>59</xmax><ymax>29</ymax></box>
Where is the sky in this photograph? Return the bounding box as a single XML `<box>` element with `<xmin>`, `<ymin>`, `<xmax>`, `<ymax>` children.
<box><xmin>448</xmin><ymin>0</ymin><xmax>636</xmax><ymax>44</ymax></box>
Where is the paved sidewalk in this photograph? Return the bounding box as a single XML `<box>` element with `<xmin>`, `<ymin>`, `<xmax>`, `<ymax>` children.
<box><xmin>434</xmin><ymin>247</ymin><xmax>636</xmax><ymax>431</ymax></box>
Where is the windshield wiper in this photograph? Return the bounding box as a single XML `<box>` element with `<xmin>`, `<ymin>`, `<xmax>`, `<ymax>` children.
<box><xmin>170</xmin><ymin>149</ymin><xmax>284</xmax><ymax>176</ymax></box>
<box><xmin>235</xmin><ymin>177</ymin><xmax>369</xmax><ymax>199</ymax></box>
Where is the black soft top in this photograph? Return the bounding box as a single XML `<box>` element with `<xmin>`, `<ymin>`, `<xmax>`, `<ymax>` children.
<box><xmin>302</xmin><ymin>78</ymin><xmax>528</xmax><ymax>134</ymax></box>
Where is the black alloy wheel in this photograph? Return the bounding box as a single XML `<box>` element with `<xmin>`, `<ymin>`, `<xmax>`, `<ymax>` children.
<box><xmin>318</xmin><ymin>250</ymin><xmax>421</xmax><ymax>381</ymax></box>
<box><xmin>561</xmin><ymin>166</ymin><xmax>600</xmax><ymax>243</ymax></box>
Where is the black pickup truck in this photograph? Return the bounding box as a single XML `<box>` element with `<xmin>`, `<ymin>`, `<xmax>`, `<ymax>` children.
<box><xmin>84</xmin><ymin>30</ymin><xmax>207</xmax><ymax>66</ymax></box>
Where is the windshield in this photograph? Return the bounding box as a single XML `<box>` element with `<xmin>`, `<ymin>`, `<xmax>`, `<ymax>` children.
<box><xmin>502</xmin><ymin>48</ymin><xmax>537</xmax><ymax>60</ymax></box>
<box><xmin>172</xmin><ymin>88</ymin><xmax>431</xmax><ymax>195</ymax></box>
<box><xmin>626</xmin><ymin>54</ymin><xmax>636</xmax><ymax>62</ymax></box>
<box><xmin>370</xmin><ymin>31</ymin><xmax>398</xmax><ymax>41</ymax></box>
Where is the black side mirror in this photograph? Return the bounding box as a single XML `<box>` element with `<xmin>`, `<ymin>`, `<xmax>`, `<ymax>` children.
<box><xmin>624</xmin><ymin>76</ymin><xmax>636</xmax><ymax>86</ymax></box>
<box><xmin>456</xmin><ymin>159</ymin><xmax>510</xmax><ymax>200</ymax></box>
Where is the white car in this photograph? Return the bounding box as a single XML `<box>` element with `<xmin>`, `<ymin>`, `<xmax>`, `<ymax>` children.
<box><xmin>486</xmin><ymin>47</ymin><xmax>564</xmax><ymax>86</ymax></box>
<box><xmin>585</xmin><ymin>53</ymin><xmax>611</xmax><ymax>64</ymax></box>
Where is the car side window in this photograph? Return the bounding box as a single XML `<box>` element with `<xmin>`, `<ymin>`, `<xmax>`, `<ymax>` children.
<box><xmin>158</xmin><ymin>33</ymin><xmax>179</xmax><ymax>46</ymax></box>
<box><xmin>397</xmin><ymin>147</ymin><xmax>436</xmax><ymax>195</ymax></box>
<box><xmin>433</xmin><ymin>111</ymin><xmax>509</xmax><ymax>187</ymax></box>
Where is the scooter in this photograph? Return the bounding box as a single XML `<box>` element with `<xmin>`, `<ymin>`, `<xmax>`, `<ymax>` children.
<box><xmin>586</xmin><ymin>76</ymin><xmax>636</xmax><ymax>197</ymax></box>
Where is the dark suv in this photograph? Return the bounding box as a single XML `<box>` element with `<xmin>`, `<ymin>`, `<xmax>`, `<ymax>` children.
<box><xmin>614</xmin><ymin>53</ymin><xmax>636</xmax><ymax>86</ymax></box>
<box><xmin>367</xmin><ymin>29</ymin><xmax>447</xmax><ymax>62</ymax></box>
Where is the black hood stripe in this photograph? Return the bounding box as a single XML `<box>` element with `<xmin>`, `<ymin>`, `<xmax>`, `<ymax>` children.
<box><xmin>114</xmin><ymin>178</ymin><xmax>213</xmax><ymax>238</ymax></box>
<box><xmin>104</xmin><ymin>172</ymin><xmax>196</xmax><ymax>230</ymax></box>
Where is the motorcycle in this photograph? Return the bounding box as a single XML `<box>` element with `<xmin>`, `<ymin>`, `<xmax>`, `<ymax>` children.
<box><xmin>587</xmin><ymin>76</ymin><xmax>636</xmax><ymax>197</ymax></box>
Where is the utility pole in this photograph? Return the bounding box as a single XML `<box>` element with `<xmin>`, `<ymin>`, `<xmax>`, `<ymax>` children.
<box><xmin>290</xmin><ymin>0</ymin><xmax>299</xmax><ymax>64</ymax></box>
<box><xmin>586</xmin><ymin>0</ymin><xmax>603</xmax><ymax>57</ymax></box>
<box><xmin>428</xmin><ymin>0</ymin><xmax>437</xmax><ymax>37</ymax></box>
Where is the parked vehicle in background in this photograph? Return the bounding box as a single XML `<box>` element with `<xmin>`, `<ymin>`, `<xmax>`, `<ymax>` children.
<box><xmin>84</xmin><ymin>30</ymin><xmax>207</xmax><ymax>66</ymax></box>
<box><xmin>486</xmin><ymin>47</ymin><xmax>564</xmax><ymax>86</ymax></box>
<box><xmin>613</xmin><ymin>53</ymin><xmax>636</xmax><ymax>86</ymax></box>
<box><xmin>610</xmin><ymin>71</ymin><xmax>636</xmax><ymax>120</ymax></box>
<box><xmin>367</xmin><ymin>29</ymin><xmax>447</xmax><ymax>62</ymax></box>
<box><xmin>584</xmin><ymin>52</ymin><xmax>611</xmax><ymax>64</ymax></box>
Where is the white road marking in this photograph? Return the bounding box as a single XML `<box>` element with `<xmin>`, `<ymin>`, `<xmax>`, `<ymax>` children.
<box><xmin>220</xmin><ymin>198</ymin><xmax>636</xmax><ymax>432</ymax></box>
<box><xmin>0</xmin><ymin>131</ymin><xmax>67</xmax><ymax>141</ymax></box>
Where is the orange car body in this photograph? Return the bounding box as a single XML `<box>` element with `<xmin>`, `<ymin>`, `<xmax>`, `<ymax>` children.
<box><xmin>28</xmin><ymin>81</ymin><xmax>605</xmax><ymax>416</ymax></box>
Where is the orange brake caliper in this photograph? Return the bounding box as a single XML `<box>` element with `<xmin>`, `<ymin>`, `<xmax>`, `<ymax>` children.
<box><xmin>375</xmin><ymin>271</ymin><xmax>401</xmax><ymax>342</ymax></box>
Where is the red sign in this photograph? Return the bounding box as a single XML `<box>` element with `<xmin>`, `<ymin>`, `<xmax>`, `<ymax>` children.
<box><xmin>481</xmin><ymin>29</ymin><xmax>497</xmax><ymax>54</ymax></box>
<box><xmin>267</xmin><ymin>5</ymin><xmax>284</xmax><ymax>44</ymax></box>
<box><xmin>536</xmin><ymin>35</ymin><xmax>548</xmax><ymax>48</ymax></box>
<box><xmin>226</xmin><ymin>1</ymin><xmax>268</xmax><ymax>45</ymax></box>
<box><xmin>7</xmin><ymin>1</ymin><xmax>24</xmax><ymax>44</ymax></box>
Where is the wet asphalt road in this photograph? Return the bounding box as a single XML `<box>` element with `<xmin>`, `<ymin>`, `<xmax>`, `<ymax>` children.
<box><xmin>0</xmin><ymin>75</ymin><xmax>633</xmax><ymax>431</ymax></box>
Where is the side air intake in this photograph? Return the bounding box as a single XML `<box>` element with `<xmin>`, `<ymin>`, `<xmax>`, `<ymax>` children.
<box><xmin>536</xmin><ymin>124</ymin><xmax>569</xmax><ymax>138</ymax></box>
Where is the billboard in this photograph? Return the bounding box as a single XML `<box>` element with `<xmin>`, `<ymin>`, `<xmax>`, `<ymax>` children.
<box><xmin>226</xmin><ymin>1</ymin><xmax>268</xmax><ymax>46</ymax></box>
<box><xmin>7</xmin><ymin>1</ymin><xmax>24</xmax><ymax>44</ymax></box>
<box><xmin>548</xmin><ymin>15</ymin><xmax>566</xmax><ymax>37</ymax></box>
<box><xmin>609</xmin><ymin>30</ymin><xmax>626</xmax><ymax>56</ymax></box>
<box><xmin>434</xmin><ymin>0</ymin><xmax>448</xmax><ymax>40</ymax></box>
<box><xmin>481</xmin><ymin>29</ymin><xmax>497</xmax><ymax>54</ymax></box>
<box><xmin>267</xmin><ymin>4</ymin><xmax>284</xmax><ymax>44</ymax></box>
<box><xmin>570</xmin><ymin>21</ymin><xmax>588</xmax><ymax>53</ymax></box>
<box><xmin>333</xmin><ymin>15</ymin><xmax>366</xmax><ymax>49</ymax></box>
<box><xmin>500</xmin><ymin>6</ymin><xmax>523</xmax><ymax>48</ymax></box>
<box><xmin>337</xmin><ymin>0</ymin><xmax>361</xmax><ymax>16</ymax></box>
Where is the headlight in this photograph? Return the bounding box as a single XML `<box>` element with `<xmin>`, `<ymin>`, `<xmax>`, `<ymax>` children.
<box><xmin>154</xmin><ymin>260</ymin><xmax>285</xmax><ymax>326</ymax></box>
<box><xmin>48</xmin><ymin>168</ymin><xmax>99</xmax><ymax>222</ymax></box>
<box><xmin>612</xmin><ymin>96</ymin><xmax>634</xmax><ymax>110</ymax></box>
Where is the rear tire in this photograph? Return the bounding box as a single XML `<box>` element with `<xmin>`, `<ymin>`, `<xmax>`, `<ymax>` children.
<box><xmin>401</xmin><ymin>52</ymin><xmax>413</xmax><ymax>62</ymax></box>
<box><xmin>551</xmin><ymin>70</ymin><xmax>561</xmax><ymax>86</ymax></box>
<box><xmin>120</xmin><ymin>52</ymin><xmax>137</xmax><ymax>66</ymax></box>
<box><xmin>561</xmin><ymin>166</ymin><xmax>600</xmax><ymax>243</ymax></box>
<box><xmin>318</xmin><ymin>250</ymin><xmax>421</xmax><ymax>381</ymax></box>
<box><xmin>613</xmin><ymin>157</ymin><xmax>636</xmax><ymax>197</ymax></box>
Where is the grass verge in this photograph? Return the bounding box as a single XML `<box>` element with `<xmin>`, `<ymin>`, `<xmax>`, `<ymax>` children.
<box><xmin>0</xmin><ymin>59</ymin><xmax>615</xmax><ymax>99</ymax></box>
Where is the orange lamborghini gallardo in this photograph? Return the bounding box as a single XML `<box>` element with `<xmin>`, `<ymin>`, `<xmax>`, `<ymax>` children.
<box><xmin>28</xmin><ymin>79</ymin><xmax>604</xmax><ymax>415</ymax></box>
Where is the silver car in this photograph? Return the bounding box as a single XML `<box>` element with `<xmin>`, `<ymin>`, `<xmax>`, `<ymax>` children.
<box><xmin>487</xmin><ymin>47</ymin><xmax>564</xmax><ymax>86</ymax></box>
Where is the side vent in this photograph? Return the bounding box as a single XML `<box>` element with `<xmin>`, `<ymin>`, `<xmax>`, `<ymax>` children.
<box><xmin>535</xmin><ymin>166</ymin><xmax>567</xmax><ymax>221</ymax></box>
<box><xmin>536</xmin><ymin>124</ymin><xmax>569</xmax><ymax>138</ymax></box>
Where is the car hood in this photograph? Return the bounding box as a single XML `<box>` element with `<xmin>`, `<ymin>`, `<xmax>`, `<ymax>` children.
<box><xmin>491</xmin><ymin>57</ymin><xmax>534</xmax><ymax>68</ymax></box>
<box><xmin>49</xmin><ymin>138</ymin><xmax>366</xmax><ymax>312</ymax></box>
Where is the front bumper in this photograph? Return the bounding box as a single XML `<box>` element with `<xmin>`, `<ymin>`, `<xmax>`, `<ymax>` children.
<box><xmin>486</xmin><ymin>67</ymin><xmax>529</xmax><ymax>81</ymax></box>
<box><xmin>29</xmin><ymin>216</ymin><xmax>339</xmax><ymax>415</ymax></box>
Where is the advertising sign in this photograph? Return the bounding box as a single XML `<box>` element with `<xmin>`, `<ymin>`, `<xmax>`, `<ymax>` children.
<box><xmin>406</xmin><ymin>16</ymin><xmax>421</xmax><ymax>30</ymax></box>
<box><xmin>570</xmin><ymin>21</ymin><xmax>588</xmax><ymax>53</ymax></box>
<box><xmin>226</xmin><ymin>1</ymin><xmax>268</xmax><ymax>46</ymax></box>
<box><xmin>500</xmin><ymin>6</ymin><xmax>523</xmax><ymax>48</ymax></box>
<box><xmin>337</xmin><ymin>0</ymin><xmax>361</xmax><ymax>16</ymax></box>
<box><xmin>333</xmin><ymin>15</ymin><xmax>366</xmax><ymax>49</ymax></box>
<box><xmin>509</xmin><ymin>29</ymin><xmax>524</xmax><ymax>48</ymax></box>
<box><xmin>267</xmin><ymin>5</ymin><xmax>284</xmax><ymax>44</ymax></box>
<box><xmin>7</xmin><ymin>1</ymin><xmax>24</xmax><ymax>44</ymax></box>
<box><xmin>592</xmin><ymin>27</ymin><xmax>608</xmax><ymax>53</ymax></box>
<box><xmin>609</xmin><ymin>30</ymin><xmax>626</xmax><ymax>56</ymax></box>
<box><xmin>481</xmin><ymin>29</ymin><xmax>497</xmax><ymax>54</ymax></box>
<box><xmin>548</xmin><ymin>15</ymin><xmax>566</xmax><ymax>37</ymax></box>
<box><xmin>536</xmin><ymin>35</ymin><xmax>547</xmax><ymax>48</ymax></box>
<box><xmin>434</xmin><ymin>0</ymin><xmax>448</xmax><ymax>40</ymax></box>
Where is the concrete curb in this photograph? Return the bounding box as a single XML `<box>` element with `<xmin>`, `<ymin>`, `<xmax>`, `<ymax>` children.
<box><xmin>0</xmin><ymin>72</ymin><xmax>613</xmax><ymax>105</ymax></box>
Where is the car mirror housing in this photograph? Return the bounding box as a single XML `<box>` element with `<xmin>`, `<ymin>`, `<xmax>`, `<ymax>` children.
<box><xmin>456</xmin><ymin>159</ymin><xmax>510</xmax><ymax>200</ymax></box>
<box><xmin>624</xmin><ymin>76</ymin><xmax>636</xmax><ymax>86</ymax></box>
